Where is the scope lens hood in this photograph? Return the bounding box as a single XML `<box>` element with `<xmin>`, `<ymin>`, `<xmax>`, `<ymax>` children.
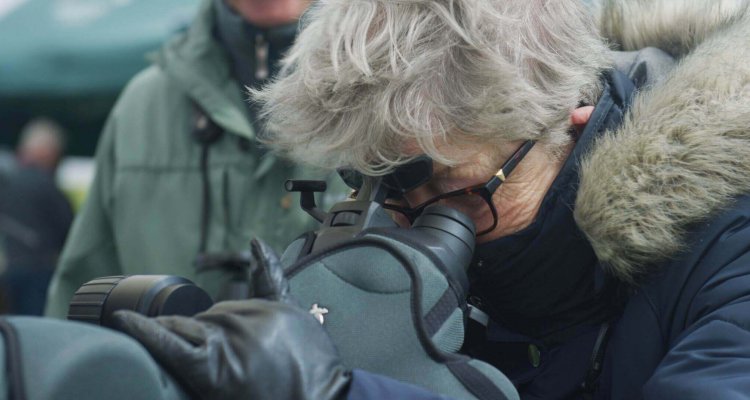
<box><xmin>68</xmin><ymin>275</ymin><xmax>214</xmax><ymax>327</ymax></box>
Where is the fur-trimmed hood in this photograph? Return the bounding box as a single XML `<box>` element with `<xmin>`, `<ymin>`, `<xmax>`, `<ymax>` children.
<box><xmin>575</xmin><ymin>0</ymin><xmax>750</xmax><ymax>284</ymax></box>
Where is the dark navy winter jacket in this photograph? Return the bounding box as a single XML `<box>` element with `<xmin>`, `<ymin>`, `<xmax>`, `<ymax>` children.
<box><xmin>600</xmin><ymin>194</ymin><xmax>750</xmax><ymax>399</ymax></box>
<box><xmin>346</xmin><ymin>194</ymin><xmax>750</xmax><ymax>399</ymax></box>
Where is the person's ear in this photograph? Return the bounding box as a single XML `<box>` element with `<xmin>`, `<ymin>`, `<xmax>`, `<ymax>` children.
<box><xmin>571</xmin><ymin>106</ymin><xmax>595</xmax><ymax>132</ymax></box>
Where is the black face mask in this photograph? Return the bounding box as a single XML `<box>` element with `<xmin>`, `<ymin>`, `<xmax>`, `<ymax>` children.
<box><xmin>468</xmin><ymin>70</ymin><xmax>636</xmax><ymax>341</ymax></box>
<box><xmin>469</xmin><ymin>169</ymin><xmax>609</xmax><ymax>340</ymax></box>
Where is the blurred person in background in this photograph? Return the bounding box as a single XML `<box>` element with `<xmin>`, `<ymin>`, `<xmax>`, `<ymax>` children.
<box><xmin>0</xmin><ymin>118</ymin><xmax>73</xmax><ymax>315</ymax></box>
<box><xmin>0</xmin><ymin>146</ymin><xmax>12</xmax><ymax>314</ymax></box>
<box><xmin>44</xmin><ymin>0</ymin><xmax>345</xmax><ymax>318</ymax></box>
<box><xmin>16</xmin><ymin>118</ymin><xmax>67</xmax><ymax>173</ymax></box>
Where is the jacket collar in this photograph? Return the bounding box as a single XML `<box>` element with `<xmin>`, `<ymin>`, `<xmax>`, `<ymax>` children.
<box><xmin>469</xmin><ymin>69</ymin><xmax>636</xmax><ymax>338</ymax></box>
<box><xmin>153</xmin><ymin>0</ymin><xmax>256</xmax><ymax>140</ymax></box>
<box><xmin>576</xmin><ymin>3</ymin><xmax>750</xmax><ymax>283</ymax></box>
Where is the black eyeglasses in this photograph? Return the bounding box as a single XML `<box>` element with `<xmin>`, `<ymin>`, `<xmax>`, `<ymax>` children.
<box><xmin>382</xmin><ymin>140</ymin><xmax>535</xmax><ymax>236</ymax></box>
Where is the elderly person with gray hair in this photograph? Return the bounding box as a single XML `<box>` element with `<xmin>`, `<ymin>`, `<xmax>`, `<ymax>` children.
<box><xmin>114</xmin><ymin>1</ymin><xmax>750</xmax><ymax>399</ymax></box>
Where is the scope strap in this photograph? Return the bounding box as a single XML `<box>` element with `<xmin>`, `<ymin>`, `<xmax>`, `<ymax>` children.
<box><xmin>295</xmin><ymin>231</ymin><xmax>317</xmax><ymax>259</ymax></box>
<box><xmin>580</xmin><ymin>322</ymin><xmax>613</xmax><ymax>399</ymax></box>
<box><xmin>0</xmin><ymin>319</ymin><xmax>27</xmax><ymax>400</ymax></box>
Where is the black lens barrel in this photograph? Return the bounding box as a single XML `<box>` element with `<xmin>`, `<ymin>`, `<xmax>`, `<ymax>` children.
<box><xmin>411</xmin><ymin>204</ymin><xmax>475</xmax><ymax>297</ymax></box>
<box><xmin>67</xmin><ymin>275</ymin><xmax>214</xmax><ymax>327</ymax></box>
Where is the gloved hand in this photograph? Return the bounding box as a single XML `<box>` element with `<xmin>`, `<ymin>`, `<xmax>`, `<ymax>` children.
<box><xmin>247</xmin><ymin>235</ymin><xmax>292</xmax><ymax>302</ymax></box>
<box><xmin>113</xmin><ymin>239</ymin><xmax>351</xmax><ymax>400</ymax></box>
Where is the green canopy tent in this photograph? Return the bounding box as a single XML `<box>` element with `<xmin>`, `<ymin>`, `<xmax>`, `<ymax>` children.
<box><xmin>0</xmin><ymin>0</ymin><xmax>199</xmax><ymax>156</ymax></box>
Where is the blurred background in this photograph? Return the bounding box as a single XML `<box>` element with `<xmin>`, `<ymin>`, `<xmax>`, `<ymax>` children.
<box><xmin>0</xmin><ymin>0</ymin><xmax>200</xmax><ymax>314</ymax></box>
<box><xmin>0</xmin><ymin>0</ymin><xmax>199</xmax><ymax>206</ymax></box>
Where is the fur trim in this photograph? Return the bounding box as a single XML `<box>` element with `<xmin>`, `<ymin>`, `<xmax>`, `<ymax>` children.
<box><xmin>595</xmin><ymin>0</ymin><xmax>750</xmax><ymax>57</ymax></box>
<box><xmin>575</xmin><ymin>5</ymin><xmax>750</xmax><ymax>284</ymax></box>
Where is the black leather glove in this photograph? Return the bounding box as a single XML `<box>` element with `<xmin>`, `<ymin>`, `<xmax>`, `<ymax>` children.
<box><xmin>247</xmin><ymin>235</ymin><xmax>292</xmax><ymax>302</ymax></box>
<box><xmin>113</xmin><ymin>239</ymin><xmax>351</xmax><ymax>400</ymax></box>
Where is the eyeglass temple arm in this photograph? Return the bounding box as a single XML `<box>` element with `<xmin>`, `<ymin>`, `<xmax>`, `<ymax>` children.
<box><xmin>496</xmin><ymin>140</ymin><xmax>536</xmax><ymax>181</ymax></box>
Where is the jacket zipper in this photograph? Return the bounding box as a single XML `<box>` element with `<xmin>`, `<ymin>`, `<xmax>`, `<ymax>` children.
<box><xmin>255</xmin><ymin>33</ymin><xmax>269</xmax><ymax>81</ymax></box>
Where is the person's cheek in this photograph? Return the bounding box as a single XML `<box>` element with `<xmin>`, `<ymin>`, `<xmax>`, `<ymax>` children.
<box><xmin>388</xmin><ymin>211</ymin><xmax>411</xmax><ymax>228</ymax></box>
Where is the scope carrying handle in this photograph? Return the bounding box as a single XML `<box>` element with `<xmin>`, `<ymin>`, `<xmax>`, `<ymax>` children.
<box><xmin>284</xmin><ymin>180</ymin><xmax>328</xmax><ymax>222</ymax></box>
<box><xmin>285</xmin><ymin>176</ymin><xmax>403</xmax><ymax>255</ymax></box>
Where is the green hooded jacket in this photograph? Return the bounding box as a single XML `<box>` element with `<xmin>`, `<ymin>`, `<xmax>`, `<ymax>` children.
<box><xmin>44</xmin><ymin>0</ymin><xmax>346</xmax><ymax>317</ymax></box>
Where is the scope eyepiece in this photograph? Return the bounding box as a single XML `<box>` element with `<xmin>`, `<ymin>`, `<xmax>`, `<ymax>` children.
<box><xmin>409</xmin><ymin>204</ymin><xmax>476</xmax><ymax>299</ymax></box>
<box><xmin>413</xmin><ymin>205</ymin><xmax>476</xmax><ymax>250</ymax></box>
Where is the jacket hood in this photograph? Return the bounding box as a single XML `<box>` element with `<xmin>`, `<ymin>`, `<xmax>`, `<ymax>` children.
<box><xmin>575</xmin><ymin>0</ymin><xmax>750</xmax><ymax>284</ymax></box>
<box><xmin>153</xmin><ymin>0</ymin><xmax>256</xmax><ymax>139</ymax></box>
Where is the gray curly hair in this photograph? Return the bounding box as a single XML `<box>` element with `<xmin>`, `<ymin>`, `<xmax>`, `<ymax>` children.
<box><xmin>254</xmin><ymin>0</ymin><xmax>612</xmax><ymax>175</ymax></box>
